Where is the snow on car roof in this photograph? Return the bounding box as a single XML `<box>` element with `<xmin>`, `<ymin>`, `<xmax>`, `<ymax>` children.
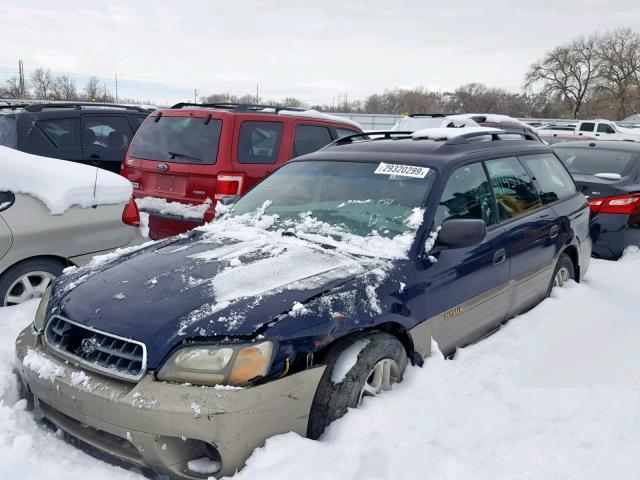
<box><xmin>0</xmin><ymin>145</ymin><xmax>132</xmax><ymax>214</ymax></box>
<box><xmin>261</xmin><ymin>108</ymin><xmax>362</xmax><ymax>130</ymax></box>
<box><xmin>411</xmin><ymin>126</ymin><xmax>502</xmax><ymax>141</ymax></box>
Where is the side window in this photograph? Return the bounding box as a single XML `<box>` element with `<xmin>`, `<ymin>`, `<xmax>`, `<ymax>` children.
<box><xmin>293</xmin><ymin>125</ymin><xmax>333</xmax><ymax>157</ymax></box>
<box><xmin>132</xmin><ymin>115</ymin><xmax>148</xmax><ymax>131</ymax></box>
<box><xmin>37</xmin><ymin>118</ymin><xmax>80</xmax><ymax>148</ymax></box>
<box><xmin>519</xmin><ymin>154</ymin><xmax>577</xmax><ymax>205</ymax></box>
<box><xmin>335</xmin><ymin>128</ymin><xmax>358</xmax><ymax>139</ymax></box>
<box><xmin>579</xmin><ymin>122</ymin><xmax>595</xmax><ymax>133</ymax></box>
<box><xmin>237</xmin><ymin>121</ymin><xmax>283</xmax><ymax>164</ymax></box>
<box><xmin>485</xmin><ymin>157</ymin><xmax>542</xmax><ymax>221</ymax></box>
<box><xmin>82</xmin><ymin>116</ymin><xmax>133</xmax><ymax>149</ymax></box>
<box><xmin>434</xmin><ymin>162</ymin><xmax>496</xmax><ymax>228</ymax></box>
<box><xmin>597</xmin><ymin>123</ymin><xmax>615</xmax><ymax>134</ymax></box>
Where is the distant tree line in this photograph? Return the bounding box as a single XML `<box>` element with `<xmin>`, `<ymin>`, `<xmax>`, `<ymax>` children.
<box><xmin>3</xmin><ymin>27</ymin><xmax>639</xmax><ymax>119</ymax></box>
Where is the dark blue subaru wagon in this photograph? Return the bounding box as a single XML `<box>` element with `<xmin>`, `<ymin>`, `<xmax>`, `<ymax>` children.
<box><xmin>16</xmin><ymin>128</ymin><xmax>591</xmax><ymax>478</ymax></box>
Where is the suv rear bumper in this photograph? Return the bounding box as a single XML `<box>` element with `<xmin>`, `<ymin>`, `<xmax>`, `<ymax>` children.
<box><xmin>16</xmin><ymin>326</ymin><xmax>325</xmax><ymax>478</ymax></box>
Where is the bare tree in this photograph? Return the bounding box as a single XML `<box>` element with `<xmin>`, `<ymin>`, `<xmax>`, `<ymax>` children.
<box><xmin>0</xmin><ymin>76</ymin><xmax>23</xmax><ymax>98</ymax></box>
<box><xmin>596</xmin><ymin>28</ymin><xmax>640</xmax><ymax>119</ymax></box>
<box><xmin>30</xmin><ymin>67</ymin><xmax>54</xmax><ymax>99</ymax></box>
<box><xmin>525</xmin><ymin>35</ymin><xmax>600</xmax><ymax>118</ymax></box>
<box><xmin>52</xmin><ymin>75</ymin><xmax>78</xmax><ymax>100</ymax></box>
<box><xmin>83</xmin><ymin>76</ymin><xmax>100</xmax><ymax>101</ymax></box>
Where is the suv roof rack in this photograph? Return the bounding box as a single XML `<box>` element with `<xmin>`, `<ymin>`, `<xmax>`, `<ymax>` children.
<box><xmin>326</xmin><ymin>131</ymin><xmax>414</xmax><ymax>147</ymax></box>
<box><xmin>0</xmin><ymin>102</ymin><xmax>31</xmax><ymax>111</ymax></box>
<box><xmin>24</xmin><ymin>102</ymin><xmax>151</xmax><ymax>113</ymax></box>
<box><xmin>170</xmin><ymin>102</ymin><xmax>305</xmax><ymax>113</ymax></box>
<box><xmin>441</xmin><ymin>129</ymin><xmax>541</xmax><ymax>145</ymax></box>
<box><xmin>407</xmin><ymin>113</ymin><xmax>454</xmax><ymax>118</ymax></box>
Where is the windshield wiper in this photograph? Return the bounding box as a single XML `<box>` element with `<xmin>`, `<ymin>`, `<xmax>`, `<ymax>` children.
<box><xmin>167</xmin><ymin>150</ymin><xmax>202</xmax><ymax>162</ymax></box>
<box><xmin>281</xmin><ymin>230</ymin><xmax>336</xmax><ymax>250</ymax></box>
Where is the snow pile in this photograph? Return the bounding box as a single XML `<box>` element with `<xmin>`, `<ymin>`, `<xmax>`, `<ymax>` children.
<box><xmin>135</xmin><ymin>196</ymin><xmax>211</xmax><ymax>220</ymax></box>
<box><xmin>22</xmin><ymin>349</ymin><xmax>65</xmax><ymax>383</ymax></box>
<box><xmin>412</xmin><ymin>126</ymin><xmax>501</xmax><ymax>141</ymax></box>
<box><xmin>274</xmin><ymin>109</ymin><xmax>362</xmax><ymax>130</ymax></box>
<box><xmin>0</xmin><ymin>145</ymin><xmax>132</xmax><ymax>215</ymax></box>
<box><xmin>331</xmin><ymin>339</ymin><xmax>370</xmax><ymax>384</ymax></box>
<box><xmin>234</xmin><ymin>250</ymin><xmax>640</xmax><ymax>480</ymax></box>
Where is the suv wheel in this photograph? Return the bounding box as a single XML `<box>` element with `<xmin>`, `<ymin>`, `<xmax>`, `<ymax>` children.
<box><xmin>307</xmin><ymin>332</ymin><xmax>408</xmax><ymax>439</ymax></box>
<box><xmin>0</xmin><ymin>258</ymin><xmax>65</xmax><ymax>306</ymax></box>
<box><xmin>548</xmin><ymin>253</ymin><xmax>575</xmax><ymax>295</ymax></box>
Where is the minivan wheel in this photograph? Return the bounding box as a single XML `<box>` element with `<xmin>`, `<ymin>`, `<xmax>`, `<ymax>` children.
<box><xmin>307</xmin><ymin>332</ymin><xmax>408</xmax><ymax>439</ymax></box>
<box><xmin>0</xmin><ymin>259</ymin><xmax>65</xmax><ymax>307</ymax></box>
<box><xmin>548</xmin><ymin>253</ymin><xmax>575</xmax><ymax>295</ymax></box>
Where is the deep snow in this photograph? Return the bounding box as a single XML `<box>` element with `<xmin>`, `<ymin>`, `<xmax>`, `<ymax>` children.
<box><xmin>0</xmin><ymin>145</ymin><xmax>133</xmax><ymax>215</ymax></box>
<box><xmin>1</xmin><ymin>250</ymin><xmax>639</xmax><ymax>479</ymax></box>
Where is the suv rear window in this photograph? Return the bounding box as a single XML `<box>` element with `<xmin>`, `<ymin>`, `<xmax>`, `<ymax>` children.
<box><xmin>555</xmin><ymin>148</ymin><xmax>636</xmax><ymax>176</ymax></box>
<box><xmin>128</xmin><ymin>116</ymin><xmax>222</xmax><ymax>164</ymax></box>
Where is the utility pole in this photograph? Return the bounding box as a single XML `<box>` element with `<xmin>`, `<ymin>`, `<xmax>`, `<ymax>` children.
<box><xmin>18</xmin><ymin>60</ymin><xmax>25</xmax><ymax>98</ymax></box>
<box><xmin>194</xmin><ymin>89</ymin><xmax>198</xmax><ymax>103</ymax></box>
<box><xmin>256</xmin><ymin>84</ymin><xmax>259</xmax><ymax>104</ymax></box>
<box><xmin>115</xmin><ymin>73</ymin><xmax>118</xmax><ymax>103</ymax></box>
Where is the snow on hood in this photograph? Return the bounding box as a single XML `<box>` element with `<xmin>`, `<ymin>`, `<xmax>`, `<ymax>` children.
<box><xmin>0</xmin><ymin>145</ymin><xmax>132</xmax><ymax>214</ymax></box>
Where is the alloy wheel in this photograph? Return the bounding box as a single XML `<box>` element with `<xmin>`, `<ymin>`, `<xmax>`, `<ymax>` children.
<box><xmin>359</xmin><ymin>358</ymin><xmax>400</xmax><ymax>404</ymax></box>
<box><xmin>3</xmin><ymin>271</ymin><xmax>55</xmax><ymax>306</ymax></box>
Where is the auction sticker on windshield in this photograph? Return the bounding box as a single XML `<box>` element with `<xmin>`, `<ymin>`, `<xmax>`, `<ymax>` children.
<box><xmin>374</xmin><ymin>163</ymin><xmax>430</xmax><ymax>178</ymax></box>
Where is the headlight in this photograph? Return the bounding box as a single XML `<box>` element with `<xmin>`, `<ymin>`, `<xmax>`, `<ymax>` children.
<box><xmin>33</xmin><ymin>286</ymin><xmax>52</xmax><ymax>333</ymax></box>
<box><xmin>156</xmin><ymin>341</ymin><xmax>273</xmax><ymax>387</ymax></box>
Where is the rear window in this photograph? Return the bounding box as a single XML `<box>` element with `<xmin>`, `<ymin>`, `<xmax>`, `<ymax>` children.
<box><xmin>555</xmin><ymin>148</ymin><xmax>636</xmax><ymax>176</ymax></box>
<box><xmin>128</xmin><ymin>116</ymin><xmax>222</xmax><ymax>164</ymax></box>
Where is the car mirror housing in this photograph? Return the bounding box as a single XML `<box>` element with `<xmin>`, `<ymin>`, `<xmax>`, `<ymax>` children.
<box><xmin>436</xmin><ymin>218</ymin><xmax>487</xmax><ymax>249</ymax></box>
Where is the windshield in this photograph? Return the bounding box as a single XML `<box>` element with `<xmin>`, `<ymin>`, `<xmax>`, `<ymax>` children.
<box><xmin>0</xmin><ymin>114</ymin><xmax>18</xmax><ymax>148</ymax></box>
<box><xmin>555</xmin><ymin>148</ymin><xmax>636</xmax><ymax>176</ymax></box>
<box><xmin>228</xmin><ymin>160</ymin><xmax>434</xmax><ymax>248</ymax></box>
<box><xmin>128</xmin><ymin>116</ymin><xmax>221</xmax><ymax>164</ymax></box>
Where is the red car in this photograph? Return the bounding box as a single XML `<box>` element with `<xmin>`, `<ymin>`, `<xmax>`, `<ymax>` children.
<box><xmin>122</xmin><ymin>103</ymin><xmax>362</xmax><ymax>239</ymax></box>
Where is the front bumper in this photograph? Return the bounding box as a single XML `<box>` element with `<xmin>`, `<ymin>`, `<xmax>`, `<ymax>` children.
<box><xmin>16</xmin><ymin>326</ymin><xmax>325</xmax><ymax>478</ymax></box>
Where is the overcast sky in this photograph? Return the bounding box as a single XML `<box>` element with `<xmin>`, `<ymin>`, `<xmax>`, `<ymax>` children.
<box><xmin>1</xmin><ymin>0</ymin><xmax>640</xmax><ymax>105</ymax></box>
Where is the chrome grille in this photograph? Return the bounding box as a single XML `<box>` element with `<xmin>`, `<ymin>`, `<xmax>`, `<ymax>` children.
<box><xmin>45</xmin><ymin>316</ymin><xmax>147</xmax><ymax>381</ymax></box>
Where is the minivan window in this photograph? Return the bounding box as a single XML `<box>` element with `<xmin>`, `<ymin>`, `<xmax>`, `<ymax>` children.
<box><xmin>579</xmin><ymin>122</ymin><xmax>595</xmax><ymax>133</ymax></box>
<box><xmin>237</xmin><ymin>121</ymin><xmax>283</xmax><ymax>164</ymax></box>
<box><xmin>555</xmin><ymin>148</ymin><xmax>636</xmax><ymax>176</ymax></box>
<box><xmin>486</xmin><ymin>157</ymin><xmax>542</xmax><ymax>221</ymax></box>
<box><xmin>520</xmin><ymin>154</ymin><xmax>576</xmax><ymax>205</ymax></box>
<box><xmin>434</xmin><ymin>162</ymin><xmax>496</xmax><ymax>227</ymax></box>
<box><xmin>128</xmin><ymin>116</ymin><xmax>222</xmax><ymax>164</ymax></box>
<box><xmin>293</xmin><ymin>125</ymin><xmax>333</xmax><ymax>157</ymax></box>
<box><xmin>37</xmin><ymin>118</ymin><xmax>79</xmax><ymax>148</ymax></box>
<box><xmin>82</xmin><ymin>116</ymin><xmax>133</xmax><ymax>148</ymax></box>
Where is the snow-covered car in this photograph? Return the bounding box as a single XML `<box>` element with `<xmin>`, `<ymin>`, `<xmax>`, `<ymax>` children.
<box><xmin>452</xmin><ymin>113</ymin><xmax>538</xmax><ymax>133</ymax></box>
<box><xmin>0</xmin><ymin>146</ymin><xmax>144</xmax><ymax>306</ymax></box>
<box><xmin>392</xmin><ymin>113</ymin><xmax>479</xmax><ymax>131</ymax></box>
<box><xmin>15</xmin><ymin>127</ymin><xmax>590</xmax><ymax>478</ymax></box>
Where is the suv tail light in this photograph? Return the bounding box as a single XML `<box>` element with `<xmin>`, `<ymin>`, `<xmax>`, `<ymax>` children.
<box><xmin>588</xmin><ymin>193</ymin><xmax>640</xmax><ymax>215</ymax></box>
<box><xmin>215</xmin><ymin>173</ymin><xmax>245</xmax><ymax>200</ymax></box>
<box><xmin>122</xmin><ymin>198</ymin><xmax>141</xmax><ymax>227</ymax></box>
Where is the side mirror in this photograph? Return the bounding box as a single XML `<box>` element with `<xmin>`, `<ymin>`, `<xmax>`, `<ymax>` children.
<box><xmin>436</xmin><ymin>219</ymin><xmax>487</xmax><ymax>249</ymax></box>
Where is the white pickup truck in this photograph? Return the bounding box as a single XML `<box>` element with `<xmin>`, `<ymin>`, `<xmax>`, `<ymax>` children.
<box><xmin>575</xmin><ymin>119</ymin><xmax>640</xmax><ymax>141</ymax></box>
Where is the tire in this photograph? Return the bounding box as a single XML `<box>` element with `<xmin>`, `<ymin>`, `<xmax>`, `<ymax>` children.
<box><xmin>307</xmin><ymin>331</ymin><xmax>408</xmax><ymax>439</ymax></box>
<box><xmin>546</xmin><ymin>253</ymin><xmax>575</xmax><ymax>296</ymax></box>
<box><xmin>0</xmin><ymin>258</ymin><xmax>65</xmax><ymax>307</ymax></box>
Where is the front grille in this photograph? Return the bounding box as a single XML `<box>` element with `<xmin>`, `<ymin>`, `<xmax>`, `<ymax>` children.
<box><xmin>45</xmin><ymin>316</ymin><xmax>147</xmax><ymax>381</ymax></box>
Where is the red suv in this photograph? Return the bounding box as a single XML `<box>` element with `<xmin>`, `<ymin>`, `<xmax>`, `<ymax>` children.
<box><xmin>122</xmin><ymin>103</ymin><xmax>362</xmax><ymax>239</ymax></box>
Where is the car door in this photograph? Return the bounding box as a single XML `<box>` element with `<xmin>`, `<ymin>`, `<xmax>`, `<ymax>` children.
<box><xmin>81</xmin><ymin>115</ymin><xmax>134</xmax><ymax>173</ymax></box>
<box><xmin>420</xmin><ymin>162</ymin><xmax>510</xmax><ymax>354</ymax></box>
<box><xmin>485</xmin><ymin>156</ymin><xmax>556</xmax><ymax>315</ymax></box>
<box><xmin>595</xmin><ymin>122</ymin><xmax>617</xmax><ymax>140</ymax></box>
<box><xmin>0</xmin><ymin>192</ymin><xmax>15</xmax><ymax>260</ymax></box>
<box><xmin>577</xmin><ymin>122</ymin><xmax>595</xmax><ymax>137</ymax></box>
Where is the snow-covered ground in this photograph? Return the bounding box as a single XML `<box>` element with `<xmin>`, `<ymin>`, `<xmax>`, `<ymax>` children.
<box><xmin>1</xmin><ymin>250</ymin><xmax>639</xmax><ymax>479</ymax></box>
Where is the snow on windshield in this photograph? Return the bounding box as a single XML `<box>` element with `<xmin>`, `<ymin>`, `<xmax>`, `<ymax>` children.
<box><xmin>0</xmin><ymin>145</ymin><xmax>132</xmax><ymax>214</ymax></box>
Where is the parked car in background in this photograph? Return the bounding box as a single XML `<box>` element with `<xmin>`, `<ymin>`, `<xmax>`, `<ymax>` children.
<box><xmin>0</xmin><ymin>145</ymin><xmax>142</xmax><ymax>305</ymax></box>
<box><xmin>16</xmin><ymin>127</ymin><xmax>590</xmax><ymax>478</ymax></box>
<box><xmin>575</xmin><ymin>119</ymin><xmax>640</xmax><ymax>141</ymax></box>
<box><xmin>391</xmin><ymin>113</ymin><xmax>479</xmax><ymax>131</ymax></box>
<box><xmin>122</xmin><ymin>102</ymin><xmax>363</xmax><ymax>239</ymax></box>
<box><xmin>554</xmin><ymin>140</ymin><xmax>640</xmax><ymax>259</ymax></box>
<box><xmin>540</xmin><ymin>133</ymin><xmax>594</xmax><ymax>145</ymax></box>
<box><xmin>0</xmin><ymin>102</ymin><xmax>153</xmax><ymax>173</ymax></box>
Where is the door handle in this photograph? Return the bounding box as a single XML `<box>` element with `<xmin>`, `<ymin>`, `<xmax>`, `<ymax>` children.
<box><xmin>493</xmin><ymin>249</ymin><xmax>506</xmax><ymax>265</ymax></box>
<box><xmin>550</xmin><ymin>225</ymin><xmax>559</xmax><ymax>239</ymax></box>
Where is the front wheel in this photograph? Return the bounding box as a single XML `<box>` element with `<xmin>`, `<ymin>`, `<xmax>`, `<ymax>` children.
<box><xmin>307</xmin><ymin>332</ymin><xmax>408</xmax><ymax>439</ymax></box>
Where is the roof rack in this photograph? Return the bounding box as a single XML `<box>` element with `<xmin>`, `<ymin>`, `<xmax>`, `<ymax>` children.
<box><xmin>170</xmin><ymin>102</ymin><xmax>305</xmax><ymax>113</ymax></box>
<box><xmin>442</xmin><ymin>129</ymin><xmax>541</xmax><ymax>145</ymax></box>
<box><xmin>23</xmin><ymin>102</ymin><xmax>151</xmax><ymax>113</ymax></box>
<box><xmin>0</xmin><ymin>102</ymin><xmax>30</xmax><ymax>111</ymax></box>
<box><xmin>408</xmin><ymin>113</ymin><xmax>454</xmax><ymax>118</ymax></box>
<box><xmin>326</xmin><ymin>131</ymin><xmax>414</xmax><ymax>147</ymax></box>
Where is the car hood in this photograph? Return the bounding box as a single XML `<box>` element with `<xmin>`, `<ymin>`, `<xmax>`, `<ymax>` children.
<box><xmin>52</xmin><ymin>233</ymin><xmax>383</xmax><ymax>368</ymax></box>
